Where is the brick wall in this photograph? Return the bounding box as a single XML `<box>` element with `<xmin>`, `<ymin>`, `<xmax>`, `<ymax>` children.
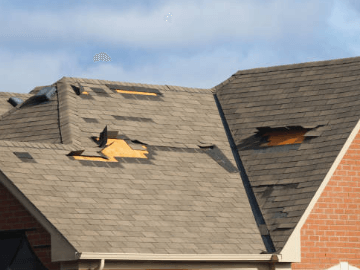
<box><xmin>0</xmin><ymin>182</ymin><xmax>60</xmax><ymax>270</ymax></box>
<box><xmin>292</xmin><ymin>132</ymin><xmax>360</xmax><ymax>269</ymax></box>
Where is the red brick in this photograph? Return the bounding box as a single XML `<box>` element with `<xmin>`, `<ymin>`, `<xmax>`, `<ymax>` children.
<box><xmin>293</xmin><ymin>127</ymin><xmax>360</xmax><ymax>269</ymax></box>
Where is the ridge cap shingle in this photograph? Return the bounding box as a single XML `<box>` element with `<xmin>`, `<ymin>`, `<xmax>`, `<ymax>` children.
<box><xmin>213</xmin><ymin>55</ymin><xmax>360</xmax><ymax>94</ymax></box>
<box><xmin>234</xmin><ymin>55</ymin><xmax>360</xmax><ymax>76</ymax></box>
<box><xmin>56</xmin><ymin>79</ymin><xmax>82</xmax><ymax>148</ymax></box>
<box><xmin>65</xmin><ymin>76</ymin><xmax>212</xmax><ymax>93</ymax></box>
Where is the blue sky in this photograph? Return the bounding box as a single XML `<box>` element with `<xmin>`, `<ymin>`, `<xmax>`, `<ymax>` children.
<box><xmin>1</xmin><ymin>0</ymin><xmax>360</xmax><ymax>93</ymax></box>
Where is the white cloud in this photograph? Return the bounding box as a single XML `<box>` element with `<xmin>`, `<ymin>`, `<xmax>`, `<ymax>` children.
<box><xmin>0</xmin><ymin>45</ymin><xmax>279</xmax><ymax>94</ymax></box>
<box><xmin>0</xmin><ymin>0</ymin><xmax>350</xmax><ymax>94</ymax></box>
<box><xmin>0</xmin><ymin>49</ymin><xmax>79</xmax><ymax>93</ymax></box>
<box><xmin>72</xmin><ymin>46</ymin><xmax>287</xmax><ymax>89</ymax></box>
<box><xmin>327</xmin><ymin>0</ymin><xmax>360</xmax><ymax>54</ymax></box>
<box><xmin>0</xmin><ymin>0</ymin><xmax>330</xmax><ymax>48</ymax></box>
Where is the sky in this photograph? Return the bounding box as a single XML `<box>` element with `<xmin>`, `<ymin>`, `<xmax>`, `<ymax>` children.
<box><xmin>1</xmin><ymin>0</ymin><xmax>360</xmax><ymax>93</ymax></box>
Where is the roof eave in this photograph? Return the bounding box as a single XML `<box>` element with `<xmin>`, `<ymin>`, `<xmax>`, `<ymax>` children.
<box><xmin>77</xmin><ymin>252</ymin><xmax>277</xmax><ymax>262</ymax></box>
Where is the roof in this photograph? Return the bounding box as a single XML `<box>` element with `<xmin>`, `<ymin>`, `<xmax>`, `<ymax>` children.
<box><xmin>0</xmin><ymin>86</ymin><xmax>61</xmax><ymax>144</ymax></box>
<box><xmin>1</xmin><ymin>55</ymin><xmax>359</xmax><ymax>260</ymax></box>
<box><xmin>215</xmin><ymin>55</ymin><xmax>360</xmax><ymax>251</ymax></box>
<box><xmin>0</xmin><ymin>76</ymin><xmax>265</xmax><ymax>256</ymax></box>
<box><xmin>0</xmin><ymin>92</ymin><xmax>31</xmax><ymax>116</ymax></box>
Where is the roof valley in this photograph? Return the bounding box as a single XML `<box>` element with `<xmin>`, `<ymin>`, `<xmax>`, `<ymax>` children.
<box><xmin>213</xmin><ymin>93</ymin><xmax>276</xmax><ymax>253</ymax></box>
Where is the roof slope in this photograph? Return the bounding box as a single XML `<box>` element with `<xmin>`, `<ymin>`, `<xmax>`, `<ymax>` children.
<box><xmin>0</xmin><ymin>77</ymin><xmax>265</xmax><ymax>255</ymax></box>
<box><xmin>215</xmin><ymin>56</ymin><xmax>360</xmax><ymax>251</ymax></box>
<box><xmin>0</xmin><ymin>92</ymin><xmax>31</xmax><ymax>117</ymax></box>
<box><xmin>0</xmin><ymin>85</ymin><xmax>61</xmax><ymax>144</ymax></box>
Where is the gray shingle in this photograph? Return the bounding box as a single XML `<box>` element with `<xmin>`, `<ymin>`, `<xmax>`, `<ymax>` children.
<box><xmin>216</xmin><ymin>55</ymin><xmax>360</xmax><ymax>251</ymax></box>
<box><xmin>0</xmin><ymin>76</ymin><xmax>265</xmax><ymax>256</ymax></box>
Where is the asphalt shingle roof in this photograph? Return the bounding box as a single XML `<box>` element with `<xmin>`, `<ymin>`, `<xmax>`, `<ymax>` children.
<box><xmin>0</xmin><ymin>86</ymin><xmax>61</xmax><ymax>144</ymax></box>
<box><xmin>0</xmin><ymin>92</ymin><xmax>32</xmax><ymax>116</ymax></box>
<box><xmin>215</xmin><ymin>55</ymin><xmax>360</xmax><ymax>251</ymax></box>
<box><xmin>0</xmin><ymin>77</ymin><xmax>265</xmax><ymax>255</ymax></box>
<box><xmin>2</xmin><ymin>55</ymin><xmax>359</xmax><ymax>256</ymax></box>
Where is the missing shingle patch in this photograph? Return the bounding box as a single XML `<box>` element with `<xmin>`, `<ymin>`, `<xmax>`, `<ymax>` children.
<box><xmin>67</xmin><ymin>150</ymin><xmax>85</xmax><ymax>156</ymax></box>
<box><xmin>238</xmin><ymin>125</ymin><xmax>324</xmax><ymax>152</ymax></box>
<box><xmin>112</xmin><ymin>115</ymin><xmax>154</xmax><ymax>123</ymax></box>
<box><xmin>83</xmin><ymin>117</ymin><xmax>99</xmax><ymax>123</ymax></box>
<box><xmin>116</xmin><ymin>90</ymin><xmax>157</xmax><ymax>96</ymax></box>
<box><xmin>90</xmin><ymin>87</ymin><xmax>110</xmax><ymax>97</ymax></box>
<box><xmin>126</xmin><ymin>140</ymin><xmax>148</xmax><ymax>150</ymax></box>
<box><xmin>13</xmin><ymin>152</ymin><xmax>36</xmax><ymax>163</ymax></box>
<box><xmin>71</xmin><ymin>85</ymin><xmax>82</xmax><ymax>95</ymax></box>
<box><xmin>70</xmin><ymin>127</ymin><xmax>148</xmax><ymax>163</ymax></box>
<box><xmin>19</xmin><ymin>86</ymin><xmax>57</xmax><ymax>108</ymax></box>
<box><xmin>257</xmin><ymin>126</ymin><xmax>311</xmax><ymax>146</ymax></box>
<box><xmin>70</xmin><ymin>138</ymin><xmax>149</xmax><ymax>163</ymax></box>
<box><xmin>106</xmin><ymin>84</ymin><xmax>162</xmax><ymax>95</ymax></box>
<box><xmin>198</xmin><ymin>142</ymin><xmax>215</xmax><ymax>149</ymax></box>
<box><xmin>106</xmin><ymin>84</ymin><xmax>163</xmax><ymax>100</ymax></box>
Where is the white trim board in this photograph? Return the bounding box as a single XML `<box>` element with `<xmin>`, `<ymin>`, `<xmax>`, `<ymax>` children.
<box><xmin>327</xmin><ymin>262</ymin><xmax>360</xmax><ymax>270</ymax></box>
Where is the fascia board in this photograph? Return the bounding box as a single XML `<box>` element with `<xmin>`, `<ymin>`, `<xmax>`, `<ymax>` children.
<box><xmin>78</xmin><ymin>252</ymin><xmax>275</xmax><ymax>261</ymax></box>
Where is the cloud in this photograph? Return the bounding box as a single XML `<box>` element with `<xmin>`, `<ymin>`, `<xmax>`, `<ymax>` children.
<box><xmin>0</xmin><ymin>49</ymin><xmax>79</xmax><ymax>93</ymax></box>
<box><xmin>0</xmin><ymin>0</ymin><xmax>351</xmax><ymax>94</ymax></box>
<box><xmin>0</xmin><ymin>0</ymin><xmax>332</xmax><ymax>49</ymax></box>
<box><xmin>64</xmin><ymin>47</ymin><xmax>244</xmax><ymax>89</ymax></box>
<box><xmin>327</xmin><ymin>0</ymin><xmax>360</xmax><ymax>55</ymax></box>
<box><xmin>72</xmin><ymin>46</ymin><xmax>293</xmax><ymax>89</ymax></box>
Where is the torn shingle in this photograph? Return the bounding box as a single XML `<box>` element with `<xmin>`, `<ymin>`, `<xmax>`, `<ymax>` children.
<box><xmin>90</xmin><ymin>87</ymin><xmax>110</xmax><ymax>97</ymax></box>
<box><xmin>8</xmin><ymin>97</ymin><xmax>23</xmax><ymax>107</ymax></box>
<box><xmin>106</xmin><ymin>84</ymin><xmax>162</xmax><ymax>95</ymax></box>
<box><xmin>35</xmin><ymin>86</ymin><xmax>57</xmax><ymax>101</ymax></box>
<box><xmin>112</xmin><ymin>115</ymin><xmax>154</xmax><ymax>123</ymax></box>
<box><xmin>82</xmin><ymin>118</ymin><xmax>99</xmax><ymax>123</ymax></box>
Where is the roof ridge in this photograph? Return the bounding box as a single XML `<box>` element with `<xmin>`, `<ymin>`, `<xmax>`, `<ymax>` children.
<box><xmin>61</xmin><ymin>76</ymin><xmax>212</xmax><ymax>94</ymax></box>
<box><xmin>212</xmin><ymin>55</ymin><xmax>360</xmax><ymax>94</ymax></box>
<box><xmin>55</xmin><ymin>78</ymin><xmax>82</xmax><ymax>148</ymax></box>
<box><xmin>211</xmin><ymin>74</ymin><xmax>238</xmax><ymax>93</ymax></box>
<box><xmin>234</xmin><ymin>55</ymin><xmax>360</xmax><ymax>76</ymax></box>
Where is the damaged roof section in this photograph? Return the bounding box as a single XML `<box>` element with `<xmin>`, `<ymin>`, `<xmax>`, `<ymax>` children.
<box><xmin>0</xmin><ymin>92</ymin><xmax>31</xmax><ymax>116</ymax></box>
<box><xmin>215</xmin><ymin>56</ymin><xmax>360</xmax><ymax>251</ymax></box>
<box><xmin>0</xmin><ymin>85</ymin><xmax>61</xmax><ymax>144</ymax></box>
<box><xmin>0</xmin><ymin>76</ymin><xmax>267</xmax><ymax>256</ymax></box>
<box><xmin>237</xmin><ymin>125</ymin><xmax>326</xmax><ymax>151</ymax></box>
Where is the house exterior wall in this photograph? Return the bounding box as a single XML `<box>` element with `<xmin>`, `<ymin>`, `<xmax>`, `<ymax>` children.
<box><xmin>292</xmin><ymin>132</ymin><xmax>360</xmax><ymax>269</ymax></box>
<box><xmin>0</xmin><ymin>182</ymin><xmax>60</xmax><ymax>270</ymax></box>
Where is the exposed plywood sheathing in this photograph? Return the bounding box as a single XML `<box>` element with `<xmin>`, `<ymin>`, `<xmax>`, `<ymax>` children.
<box><xmin>262</xmin><ymin>128</ymin><xmax>308</xmax><ymax>146</ymax></box>
<box><xmin>115</xmin><ymin>89</ymin><xmax>157</xmax><ymax>96</ymax></box>
<box><xmin>73</xmin><ymin>138</ymin><xmax>148</xmax><ymax>162</ymax></box>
